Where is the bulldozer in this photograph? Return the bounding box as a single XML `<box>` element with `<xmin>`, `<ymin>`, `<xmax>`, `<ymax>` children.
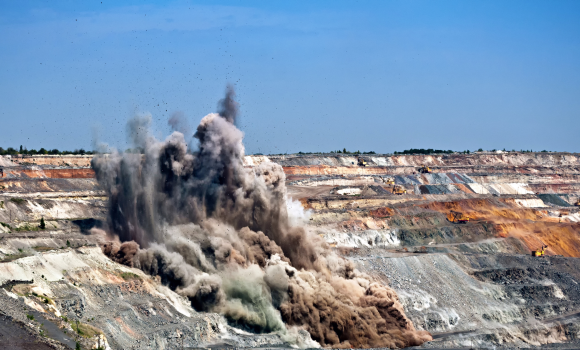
<box><xmin>531</xmin><ymin>245</ymin><xmax>548</xmax><ymax>257</ymax></box>
<box><xmin>392</xmin><ymin>185</ymin><xmax>407</xmax><ymax>195</ymax></box>
<box><xmin>357</xmin><ymin>157</ymin><xmax>367</xmax><ymax>167</ymax></box>
<box><xmin>419</xmin><ymin>165</ymin><xmax>432</xmax><ymax>174</ymax></box>
<box><xmin>450</xmin><ymin>211</ymin><xmax>470</xmax><ymax>224</ymax></box>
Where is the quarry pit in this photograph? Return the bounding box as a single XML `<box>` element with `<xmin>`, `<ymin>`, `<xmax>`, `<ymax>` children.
<box><xmin>1</xmin><ymin>152</ymin><xmax>580</xmax><ymax>349</ymax></box>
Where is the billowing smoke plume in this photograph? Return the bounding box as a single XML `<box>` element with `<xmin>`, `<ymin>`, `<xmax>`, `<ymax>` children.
<box><xmin>92</xmin><ymin>87</ymin><xmax>431</xmax><ymax>348</ymax></box>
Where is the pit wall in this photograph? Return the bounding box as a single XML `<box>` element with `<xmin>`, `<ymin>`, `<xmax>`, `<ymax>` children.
<box><xmin>4</xmin><ymin>152</ymin><xmax>580</xmax><ymax>169</ymax></box>
<box><xmin>1</xmin><ymin>168</ymin><xmax>95</xmax><ymax>179</ymax></box>
<box><xmin>258</xmin><ymin>152</ymin><xmax>580</xmax><ymax>167</ymax></box>
<box><xmin>281</xmin><ymin>165</ymin><xmax>580</xmax><ymax>176</ymax></box>
<box><xmin>416</xmin><ymin>198</ymin><xmax>580</xmax><ymax>257</ymax></box>
<box><xmin>290</xmin><ymin>173</ymin><xmax>541</xmax><ymax>195</ymax></box>
<box><xmin>2</xmin><ymin>155</ymin><xmax>93</xmax><ymax>167</ymax></box>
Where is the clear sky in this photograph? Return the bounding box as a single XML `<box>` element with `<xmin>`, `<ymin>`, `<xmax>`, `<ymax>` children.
<box><xmin>1</xmin><ymin>0</ymin><xmax>579</xmax><ymax>154</ymax></box>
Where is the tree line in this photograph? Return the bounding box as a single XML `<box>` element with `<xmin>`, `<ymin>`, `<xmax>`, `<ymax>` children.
<box><xmin>394</xmin><ymin>148</ymin><xmax>457</xmax><ymax>155</ymax></box>
<box><xmin>0</xmin><ymin>145</ymin><xmax>92</xmax><ymax>156</ymax></box>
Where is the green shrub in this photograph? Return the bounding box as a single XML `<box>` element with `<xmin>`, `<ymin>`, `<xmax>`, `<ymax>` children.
<box><xmin>39</xmin><ymin>217</ymin><xmax>46</xmax><ymax>230</ymax></box>
<box><xmin>120</xmin><ymin>272</ymin><xmax>141</xmax><ymax>281</ymax></box>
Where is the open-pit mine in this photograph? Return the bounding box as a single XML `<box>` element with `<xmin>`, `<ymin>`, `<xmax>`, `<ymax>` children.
<box><xmin>2</xmin><ymin>130</ymin><xmax>580</xmax><ymax>348</ymax></box>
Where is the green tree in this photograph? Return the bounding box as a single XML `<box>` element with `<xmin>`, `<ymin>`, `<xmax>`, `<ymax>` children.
<box><xmin>39</xmin><ymin>217</ymin><xmax>46</xmax><ymax>230</ymax></box>
<box><xmin>67</xmin><ymin>240</ymin><xmax>71</xmax><ymax>247</ymax></box>
<box><xmin>76</xmin><ymin>341</ymin><xmax>81</xmax><ymax>350</ymax></box>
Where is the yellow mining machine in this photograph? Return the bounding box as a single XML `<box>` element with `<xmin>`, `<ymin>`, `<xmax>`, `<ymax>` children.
<box><xmin>531</xmin><ymin>245</ymin><xmax>548</xmax><ymax>257</ymax></box>
<box><xmin>392</xmin><ymin>185</ymin><xmax>407</xmax><ymax>195</ymax></box>
<box><xmin>575</xmin><ymin>198</ymin><xmax>580</xmax><ymax>207</ymax></box>
<box><xmin>450</xmin><ymin>211</ymin><xmax>470</xmax><ymax>224</ymax></box>
<box><xmin>357</xmin><ymin>157</ymin><xmax>367</xmax><ymax>167</ymax></box>
<box><xmin>419</xmin><ymin>165</ymin><xmax>432</xmax><ymax>174</ymax></box>
<box><xmin>383</xmin><ymin>177</ymin><xmax>395</xmax><ymax>185</ymax></box>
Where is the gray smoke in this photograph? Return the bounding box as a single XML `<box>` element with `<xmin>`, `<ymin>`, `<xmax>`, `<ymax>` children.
<box><xmin>168</xmin><ymin>111</ymin><xmax>192</xmax><ymax>137</ymax></box>
<box><xmin>92</xmin><ymin>86</ymin><xmax>431</xmax><ymax>347</ymax></box>
<box><xmin>217</xmin><ymin>84</ymin><xmax>239</xmax><ymax>124</ymax></box>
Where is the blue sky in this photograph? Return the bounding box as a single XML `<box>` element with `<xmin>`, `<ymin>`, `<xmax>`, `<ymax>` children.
<box><xmin>1</xmin><ymin>0</ymin><xmax>579</xmax><ymax>154</ymax></box>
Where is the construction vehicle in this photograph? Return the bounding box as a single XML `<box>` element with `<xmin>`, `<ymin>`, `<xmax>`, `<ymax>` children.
<box><xmin>392</xmin><ymin>185</ymin><xmax>407</xmax><ymax>195</ymax></box>
<box><xmin>419</xmin><ymin>165</ymin><xmax>432</xmax><ymax>174</ymax></box>
<box><xmin>450</xmin><ymin>211</ymin><xmax>470</xmax><ymax>224</ymax></box>
<box><xmin>383</xmin><ymin>177</ymin><xmax>395</xmax><ymax>185</ymax></box>
<box><xmin>575</xmin><ymin>198</ymin><xmax>580</xmax><ymax>207</ymax></box>
<box><xmin>357</xmin><ymin>157</ymin><xmax>367</xmax><ymax>167</ymax></box>
<box><xmin>531</xmin><ymin>245</ymin><xmax>548</xmax><ymax>257</ymax></box>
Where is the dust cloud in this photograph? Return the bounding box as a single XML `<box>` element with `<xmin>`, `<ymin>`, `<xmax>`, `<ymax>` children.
<box><xmin>92</xmin><ymin>86</ymin><xmax>431</xmax><ymax>348</ymax></box>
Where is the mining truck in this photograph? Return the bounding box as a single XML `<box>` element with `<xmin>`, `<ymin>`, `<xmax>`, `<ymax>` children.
<box><xmin>450</xmin><ymin>211</ymin><xmax>470</xmax><ymax>224</ymax></box>
<box><xmin>575</xmin><ymin>198</ymin><xmax>580</xmax><ymax>206</ymax></box>
<box><xmin>532</xmin><ymin>245</ymin><xmax>548</xmax><ymax>257</ymax></box>
<box><xmin>392</xmin><ymin>185</ymin><xmax>407</xmax><ymax>195</ymax></box>
<box><xmin>357</xmin><ymin>157</ymin><xmax>367</xmax><ymax>167</ymax></box>
<box><xmin>419</xmin><ymin>165</ymin><xmax>432</xmax><ymax>173</ymax></box>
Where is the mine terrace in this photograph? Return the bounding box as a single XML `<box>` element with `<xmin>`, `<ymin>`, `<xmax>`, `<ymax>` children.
<box><xmin>1</xmin><ymin>151</ymin><xmax>580</xmax><ymax>349</ymax></box>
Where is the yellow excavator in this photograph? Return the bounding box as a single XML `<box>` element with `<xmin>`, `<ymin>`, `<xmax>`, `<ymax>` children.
<box><xmin>419</xmin><ymin>165</ymin><xmax>432</xmax><ymax>174</ymax></box>
<box><xmin>383</xmin><ymin>177</ymin><xmax>395</xmax><ymax>185</ymax></box>
<box><xmin>392</xmin><ymin>185</ymin><xmax>407</xmax><ymax>195</ymax></box>
<box><xmin>532</xmin><ymin>245</ymin><xmax>548</xmax><ymax>257</ymax></box>
<box><xmin>450</xmin><ymin>211</ymin><xmax>470</xmax><ymax>224</ymax></box>
<box><xmin>357</xmin><ymin>157</ymin><xmax>367</xmax><ymax>167</ymax></box>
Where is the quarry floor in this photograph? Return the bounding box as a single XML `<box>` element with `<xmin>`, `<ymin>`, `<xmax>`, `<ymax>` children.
<box><xmin>1</xmin><ymin>153</ymin><xmax>580</xmax><ymax>349</ymax></box>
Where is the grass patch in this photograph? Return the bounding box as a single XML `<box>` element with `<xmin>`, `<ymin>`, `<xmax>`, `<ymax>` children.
<box><xmin>13</xmin><ymin>223</ymin><xmax>40</xmax><ymax>232</ymax></box>
<box><xmin>33</xmin><ymin>246</ymin><xmax>57</xmax><ymax>252</ymax></box>
<box><xmin>26</xmin><ymin>314</ymin><xmax>34</xmax><ymax>321</ymax></box>
<box><xmin>119</xmin><ymin>272</ymin><xmax>141</xmax><ymax>281</ymax></box>
<box><xmin>70</xmin><ymin>321</ymin><xmax>103</xmax><ymax>338</ymax></box>
<box><xmin>0</xmin><ymin>251</ymin><xmax>31</xmax><ymax>262</ymax></box>
<box><xmin>10</xmin><ymin>198</ymin><xmax>25</xmax><ymax>204</ymax></box>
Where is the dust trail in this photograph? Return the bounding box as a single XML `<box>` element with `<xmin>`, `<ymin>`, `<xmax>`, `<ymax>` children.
<box><xmin>92</xmin><ymin>86</ymin><xmax>431</xmax><ymax>348</ymax></box>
